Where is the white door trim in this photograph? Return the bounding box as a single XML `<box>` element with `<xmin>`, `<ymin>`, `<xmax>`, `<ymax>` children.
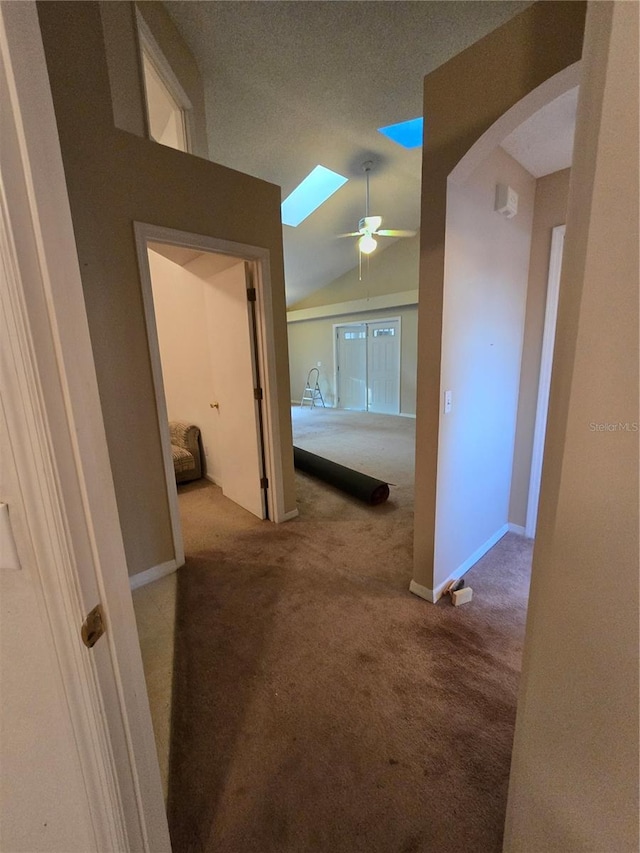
<box><xmin>1</xmin><ymin>3</ymin><xmax>168</xmax><ymax>849</ymax></box>
<box><xmin>526</xmin><ymin>224</ymin><xmax>566</xmax><ymax>538</ymax></box>
<box><xmin>134</xmin><ymin>222</ymin><xmax>290</xmax><ymax>525</ymax></box>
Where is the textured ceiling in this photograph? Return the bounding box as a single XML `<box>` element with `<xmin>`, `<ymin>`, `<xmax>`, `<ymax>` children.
<box><xmin>165</xmin><ymin>0</ymin><xmax>532</xmax><ymax>305</ymax></box>
<box><xmin>501</xmin><ymin>87</ymin><xmax>578</xmax><ymax>178</ymax></box>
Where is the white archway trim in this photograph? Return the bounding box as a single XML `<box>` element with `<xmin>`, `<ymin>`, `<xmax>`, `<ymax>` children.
<box><xmin>449</xmin><ymin>62</ymin><xmax>581</xmax><ymax>186</ymax></box>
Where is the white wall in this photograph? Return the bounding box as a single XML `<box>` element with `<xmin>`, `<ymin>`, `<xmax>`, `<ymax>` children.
<box><xmin>504</xmin><ymin>2</ymin><xmax>639</xmax><ymax>848</ymax></box>
<box><xmin>288</xmin><ymin>304</ymin><xmax>418</xmax><ymax>413</ymax></box>
<box><xmin>149</xmin><ymin>248</ymin><xmax>241</xmax><ymax>485</ymax></box>
<box><xmin>433</xmin><ymin>147</ymin><xmax>536</xmax><ymax>592</ymax></box>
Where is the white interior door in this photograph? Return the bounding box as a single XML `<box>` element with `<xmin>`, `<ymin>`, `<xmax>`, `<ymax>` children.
<box><xmin>336</xmin><ymin>325</ymin><xmax>367</xmax><ymax>410</ymax></box>
<box><xmin>367</xmin><ymin>320</ymin><xmax>400</xmax><ymax>414</ymax></box>
<box><xmin>526</xmin><ymin>225</ymin><xmax>565</xmax><ymax>537</ymax></box>
<box><xmin>206</xmin><ymin>261</ymin><xmax>266</xmax><ymax>518</ymax></box>
<box><xmin>1</xmin><ymin>5</ymin><xmax>169</xmax><ymax>846</ymax></box>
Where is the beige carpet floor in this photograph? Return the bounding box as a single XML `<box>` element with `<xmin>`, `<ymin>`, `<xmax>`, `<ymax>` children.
<box><xmin>166</xmin><ymin>410</ymin><xmax>532</xmax><ymax>852</ymax></box>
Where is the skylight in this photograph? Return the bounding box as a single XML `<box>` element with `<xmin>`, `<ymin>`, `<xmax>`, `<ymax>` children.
<box><xmin>281</xmin><ymin>165</ymin><xmax>348</xmax><ymax>227</ymax></box>
<box><xmin>378</xmin><ymin>117</ymin><xmax>424</xmax><ymax>149</ymax></box>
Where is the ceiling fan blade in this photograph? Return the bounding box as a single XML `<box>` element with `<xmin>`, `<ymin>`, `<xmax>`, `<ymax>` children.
<box><xmin>336</xmin><ymin>231</ymin><xmax>361</xmax><ymax>238</ymax></box>
<box><xmin>377</xmin><ymin>229</ymin><xmax>417</xmax><ymax>238</ymax></box>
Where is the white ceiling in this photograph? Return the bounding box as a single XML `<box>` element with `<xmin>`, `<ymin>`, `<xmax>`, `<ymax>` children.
<box><xmin>148</xmin><ymin>242</ymin><xmax>241</xmax><ymax>276</ymax></box>
<box><xmin>501</xmin><ymin>87</ymin><xmax>578</xmax><ymax>178</ymax></box>
<box><xmin>165</xmin><ymin>1</ymin><xmax>532</xmax><ymax>305</ymax></box>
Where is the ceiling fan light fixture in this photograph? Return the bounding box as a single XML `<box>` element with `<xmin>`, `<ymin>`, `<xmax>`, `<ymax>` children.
<box><xmin>359</xmin><ymin>234</ymin><xmax>377</xmax><ymax>255</ymax></box>
<box><xmin>365</xmin><ymin>215</ymin><xmax>382</xmax><ymax>232</ymax></box>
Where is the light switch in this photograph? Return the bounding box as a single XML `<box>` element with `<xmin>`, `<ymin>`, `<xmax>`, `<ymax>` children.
<box><xmin>0</xmin><ymin>503</ymin><xmax>21</xmax><ymax>570</ymax></box>
<box><xmin>444</xmin><ymin>390</ymin><xmax>452</xmax><ymax>414</ymax></box>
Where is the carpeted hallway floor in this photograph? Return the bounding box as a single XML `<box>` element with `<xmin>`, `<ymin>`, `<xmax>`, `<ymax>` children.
<box><xmin>158</xmin><ymin>409</ymin><xmax>532</xmax><ymax>853</ymax></box>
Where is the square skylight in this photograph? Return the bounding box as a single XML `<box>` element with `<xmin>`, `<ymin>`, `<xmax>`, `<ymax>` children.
<box><xmin>378</xmin><ymin>117</ymin><xmax>424</xmax><ymax>149</ymax></box>
<box><xmin>281</xmin><ymin>165</ymin><xmax>348</xmax><ymax>227</ymax></box>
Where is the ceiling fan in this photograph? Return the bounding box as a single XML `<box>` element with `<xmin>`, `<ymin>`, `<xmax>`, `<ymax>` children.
<box><xmin>339</xmin><ymin>161</ymin><xmax>416</xmax><ymax>255</ymax></box>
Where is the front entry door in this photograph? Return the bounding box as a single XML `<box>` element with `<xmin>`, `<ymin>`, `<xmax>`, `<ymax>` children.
<box><xmin>367</xmin><ymin>320</ymin><xmax>400</xmax><ymax>414</ymax></box>
<box><xmin>336</xmin><ymin>324</ymin><xmax>367</xmax><ymax>410</ymax></box>
<box><xmin>336</xmin><ymin>319</ymin><xmax>400</xmax><ymax>414</ymax></box>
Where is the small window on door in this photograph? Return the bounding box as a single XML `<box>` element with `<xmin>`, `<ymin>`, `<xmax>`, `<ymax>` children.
<box><xmin>137</xmin><ymin>13</ymin><xmax>191</xmax><ymax>153</ymax></box>
<box><xmin>373</xmin><ymin>328</ymin><xmax>395</xmax><ymax>337</ymax></box>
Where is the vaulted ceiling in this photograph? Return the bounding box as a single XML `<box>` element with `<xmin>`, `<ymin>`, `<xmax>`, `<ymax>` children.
<box><xmin>165</xmin><ymin>1</ymin><xmax>532</xmax><ymax>305</ymax></box>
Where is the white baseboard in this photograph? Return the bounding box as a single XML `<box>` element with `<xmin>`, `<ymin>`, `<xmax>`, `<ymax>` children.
<box><xmin>397</xmin><ymin>412</ymin><xmax>416</xmax><ymax>419</ymax></box>
<box><xmin>508</xmin><ymin>523</ymin><xmax>526</xmax><ymax>535</ymax></box>
<box><xmin>409</xmin><ymin>523</ymin><xmax>509</xmax><ymax>604</ymax></box>
<box><xmin>279</xmin><ymin>507</ymin><xmax>299</xmax><ymax>522</ymax></box>
<box><xmin>129</xmin><ymin>559</ymin><xmax>178</xmax><ymax>591</ymax></box>
<box><xmin>409</xmin><ymin>579</ymin><xmax>437</xmax><ymax>603</ymax></box>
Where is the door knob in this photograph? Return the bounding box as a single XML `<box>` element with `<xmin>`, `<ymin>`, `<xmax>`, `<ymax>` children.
<box><xmin>210</xmin><ymin>402</ymin><xmax>219</xmax><ymax>409</ymax></box>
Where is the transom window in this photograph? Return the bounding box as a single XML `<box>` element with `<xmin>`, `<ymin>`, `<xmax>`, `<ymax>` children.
<box><xmin>137</xmin><ymin>13</ymin><xmax>191</xmax><ymax>154</ymax></box>
<box><xmin>141</xmin><ymin>50</ymin><xmax>188</xmax><ymax>152</ymax></box>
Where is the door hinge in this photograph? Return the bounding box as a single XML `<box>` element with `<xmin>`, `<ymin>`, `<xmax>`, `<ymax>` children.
<box><xmin>246</xmin><ymin>287</ymin><xmax>257</xmax><ymax>302</ymax></box>
<box><xmin>254</xmin><ymin>387</ymin><xmax>263</xmax><ymax>401</ymax></box>
<box><xmin>260</xmin><ymin>476</ymin><xmax>269</xmax><ymax>489</ymax></box>
<box><xmin>81</xmin><ymin>603</ymin><xmax>105</xmax><ymax>648</ymax></box>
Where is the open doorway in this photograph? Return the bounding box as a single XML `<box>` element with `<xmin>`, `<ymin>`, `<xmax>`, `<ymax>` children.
<box><xmin>130</xmin><ymin>223</ymin><xmax>286</xmax><ymax>796</ymax></box>
<box><xmin>144</xmin><ymin>243</ymin><xmax>268</xmax><ymax>522</ymax></box>
<box><xmin>133</xmin><ymin>223</ymin><xmax>295</xmax><ymax>549</ymax></box>
<box><xmin>525</xmin><ymin>224</ymin><xmax>565</xmax><ymax>537</ymax></box>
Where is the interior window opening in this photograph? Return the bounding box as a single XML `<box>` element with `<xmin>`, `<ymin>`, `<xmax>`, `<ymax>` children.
<box><xmin>141</xmin><ymin>49</ymin><xmax>189</xmax><ymax>152</ymax></box>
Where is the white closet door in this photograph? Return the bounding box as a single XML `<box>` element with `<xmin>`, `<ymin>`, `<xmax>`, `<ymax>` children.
<box><xmin>367</xmin><ymin>320</ymin><xmax>400</xmax><ymax>414</ymax></box>
<box><xmin>336</xmin><ymin>325</ymin><xmax>367</xmax><ymax>410</ymax></box>
<box><xmin>206</xmin><ymin>261</ymin><xmax>266</xmax><ymax>519</ymax></box>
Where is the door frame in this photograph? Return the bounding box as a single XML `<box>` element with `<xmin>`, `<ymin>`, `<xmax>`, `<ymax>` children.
<box><xmin>526</xmin><ymin>224</ymin><xmax>565</xmax><ymax>538</ymax></box>
<box><xmin>134</xmin><ymin>223</ymin><xmax>291</xmax><ymax>541</ymax></box>
<box><xmin>333</xmin><ymin>316</ymin><xmax>402</xmax><ymax>413</ymax></box>
<box><xmin>1</xmin><ymin>3</ymin><xmax>168</xmax><ymax>848</ymax></box>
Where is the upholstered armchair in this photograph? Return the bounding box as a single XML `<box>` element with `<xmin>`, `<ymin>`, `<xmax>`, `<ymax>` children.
<box><xmin>169</xmin><ymin>421</ymin><xmax>202</xmax><ymax>483</ymax></box>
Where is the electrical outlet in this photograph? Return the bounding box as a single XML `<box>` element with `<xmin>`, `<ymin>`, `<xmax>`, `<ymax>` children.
<box><xmin>444</xmin><ymin>390</ymin><xmax>452</xmax><ymax>413</ymax></box>
<box><xmin>317</xmin><ymin>361</ymin><xmax>322</xmax><ymax>367</ymax></box>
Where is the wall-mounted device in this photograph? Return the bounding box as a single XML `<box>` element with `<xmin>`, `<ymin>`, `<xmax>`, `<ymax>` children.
<box><xmin>495</xmin><ymin>183</ymin><xmax>518</xmax><ymax>219</ymax></box>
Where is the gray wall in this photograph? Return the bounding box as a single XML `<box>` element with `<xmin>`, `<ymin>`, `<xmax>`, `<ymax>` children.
<box><xmin>37</xmin><ymin>2</ymin><xmax>296</xmax><ymax>577</ymax></box>
<box><xmin>411</xmin><ymin>1</ymin><xmax>586</xmax><ymax>594</ymax></box>
<box><xmin>504</xmin><ymin>2</ymin><xmax>639</xmax><ymax>847</ymax></box>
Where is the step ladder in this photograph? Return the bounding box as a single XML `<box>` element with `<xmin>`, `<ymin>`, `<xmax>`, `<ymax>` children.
<box><xmin>300</xmin><ymin>367</ymin><xmax>326</xmax><ymax>408</ymax></box>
